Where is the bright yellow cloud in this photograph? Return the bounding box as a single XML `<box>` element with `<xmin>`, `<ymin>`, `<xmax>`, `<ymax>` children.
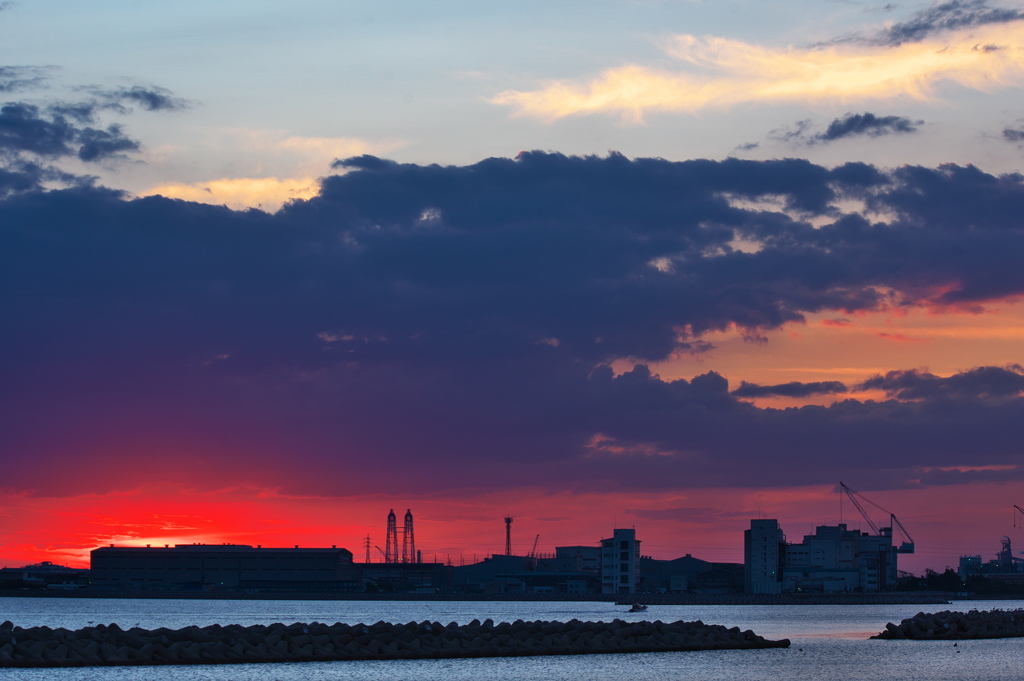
<box><xmin>491</xmin><ymin>24</ymin><xmax>1024</xmax><ymax>121</ymax></box>
<box><xmin>141</xmin><ymin>177</ymin><xmax>320</xmax><ymax>212</ymax></box>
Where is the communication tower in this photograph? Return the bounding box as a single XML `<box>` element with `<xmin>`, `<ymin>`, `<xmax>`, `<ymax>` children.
<box><xmin>504</xmin><ymin>516</ymin><xmax>513</xmax><ymax>556</ymax></box>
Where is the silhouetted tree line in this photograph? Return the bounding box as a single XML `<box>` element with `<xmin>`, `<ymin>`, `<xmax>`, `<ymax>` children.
<box><xmin>896</xmin><ymin>569</ymin><xmax>1024</xmax><ymax>595</ymax></box>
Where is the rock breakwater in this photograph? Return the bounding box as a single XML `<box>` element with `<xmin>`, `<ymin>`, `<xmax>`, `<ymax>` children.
<box><xmin>0</xmin><ymin>617</ymin><xmax>789</xmax><ymax>667</ymax></box>
<box><xmin>872</xmin><ymin>608</ymin><xmax>1024</xmax><ymax>640</ymax></box>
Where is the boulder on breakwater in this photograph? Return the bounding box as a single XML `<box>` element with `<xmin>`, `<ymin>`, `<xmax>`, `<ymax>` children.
<box><xmin>0</xmin><ymin>617</ymin><xmax>789</xmax><ymax>668</ymax></box>
<box><xmin>872</xmin><ymin>608</ymin><xmax>1024</xmax><ymax>640</ymax></box>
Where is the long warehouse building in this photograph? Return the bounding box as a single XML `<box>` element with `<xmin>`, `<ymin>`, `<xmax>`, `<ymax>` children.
<box><xmin>90</xmin><ymin>544</ymin><xmax>360</xmax><ymax>592</ymax></box>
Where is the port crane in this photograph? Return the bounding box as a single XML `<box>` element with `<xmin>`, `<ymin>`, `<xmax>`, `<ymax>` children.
<box><xmin>1014</xmin><ymin>505</ymin><xmax>1024</xmax><ymax>528</ymax></box>
<box><xmin>840</xmin><ymin>482</ymin><xmax>915</xmax><ymax>554</ymax></box>
<box><xmin>528</xmin><ymin>534</ymin><xmax>540</xmax><ymax>558</ymax></box>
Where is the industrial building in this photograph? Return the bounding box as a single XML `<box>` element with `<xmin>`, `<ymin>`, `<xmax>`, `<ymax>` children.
<box><xmin>0</xmin><ymin>561</ymin><xmax>89</xmax><ymax>590</ymax></box>
<box><xmin>555</xmin><ymin>546</ymin><xmax>601</xmax><ymax>572</ymax></box>
<box><xmin>451</xmin><ymin>553</ymin><xmax>603</xmax><ymax>595</ymax></box>
<box><xmin>639</xmin><ymin>554</ymin><xmax>743</xmax><ymax>594</ymax></box>
<box><xmin>450</xmin><ymin>523</ymin><xmax>739</xmax><ymax>595</ymax></box>
<box><xmin>361</xmin><ymin>562</ymin><xmax>452</xmax><ymax>593</ymax></box>
<box><xmin>90</xmin><ymin>544</ymin><xmax>360</xmax><ymax>592</ymax></box>
<box><xmin>744</xmin><ymin>520</ymin><xmax>910</xmax><ymax>593</ymax></box>
<box><xmin>743</xmin><ymin>484</ymin><xmax>913</xmax><ymax>593</ymax></box>
<box><xmin>959</xmin><ymin>537</ymin><xmax>1024</xmax><ymax>584</ymax></box>
<box><xmin>451</xmin><ymin>527</ymin><xmax>645</xmax><ymax>595</ymax></box>
<box><xmin>87</xmin><ymin>508</ymin><xmax>458</xmax><ymax>594</ymax></box>
<box><xmin>782</xmin><ymin>523</ymin><xmax>903</xmax><ymax>592</ymax></box>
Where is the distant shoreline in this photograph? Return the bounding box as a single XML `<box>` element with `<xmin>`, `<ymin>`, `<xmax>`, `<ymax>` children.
<box><xmin>0</xmin><ymin>591</ymin><xmax>969</xmax><ymax>605</ymax></box>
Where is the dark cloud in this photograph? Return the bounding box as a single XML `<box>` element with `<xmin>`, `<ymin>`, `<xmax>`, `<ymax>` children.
<box><xmin>1005</xmin><ymin>127</ymin><xmax>1024</xmax><ymax>142</ymax></box>
<box><xmin>912</xmin><ymin>465</ymin><xmax>1024</xmax><ymax>486</ymax></box>
<box><xmin>0</xmin><ymin>102</ymin><xmax>76</xmax><ymax>156</ymax></box>
<box><xmin>0</xmin><ymin>157</ymin><xmax>87</xmax><ymax>197</ymax></box>
<box><xmin>823</xmin><ymin>0</ymin><xmax>1024</xmax><ymax>46</ymax></box>
<box><xmin>732</xmin><ymin>380</ymin><xmax>848</xmax><ymax>398</ymax></box>
<box><xmin>4</xmin><ymin>152</ymin><xmax>1024</xmax><ymax>497</ymax></box>
<box><xmin>0</xmin><ymin>160</ymin><xmax>42</xmax><ymax>195</ymax></box>
<box><xmin>768</xmin><ymin>119</ymin><xmax>814</xmax><ymax>145</ymax></box>
<box><xmin>75</xmin><ymin>124</ymin><xmax>139</xmax><ymax>161</ymax></box>
<box><xmin>0</xmin><ymin>102</ymin><xmax>138</xmax><ymax>163</ymax></box>
<box><xmin>0</xmin><ymin>66</ymin><xmax>49</xmax><ymax>93</ymax></box>
<box><xmin>872</xmin><ymin>0</ymin><xmax>1024</xmax><ymax>46</ymax></box>
<box><xmin>859</xmin><ymin>365</ymin><xmax>1024</xmax><ymax>399</ymax></box>
<box><xmin>87</xmin><ymin>85</ymin><xmax>189</xmax><ymax>113</ymax></box>
<box><xmin>771</xmin><ymin>113</ymin><xmax>922</xmax><ymax>145</ymax></box>
<box><xmin>818</xmin><ymin>113</ymin><xmax>922</xmax><ymax>141</ymax></box>
<box><xmin>0</xmin><ymin>84</ymin><xmax>185</xmax><ymax>192</ymax></box>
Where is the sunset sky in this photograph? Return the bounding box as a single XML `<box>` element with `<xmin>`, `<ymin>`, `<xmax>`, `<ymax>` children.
<box><xmin>3</xmin><ymin>0</ymin><xmax>1024</xmax><ymax>575</ymax></box>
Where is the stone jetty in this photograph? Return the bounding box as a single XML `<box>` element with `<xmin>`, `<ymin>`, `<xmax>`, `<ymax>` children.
<box><xmin>0</xmin><ymin>617</ymin><xmax>789</xmax><ymax>668</ymax></box>
<box><xmin>872</xmin><ymin>608</ymin><xmax>1024</xmax><ymax>640</ymax></box>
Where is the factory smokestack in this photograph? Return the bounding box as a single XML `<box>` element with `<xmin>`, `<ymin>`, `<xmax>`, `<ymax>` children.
<box><xmin>403</xmin><ymin>509</ymin><xmax>416</xmax><ymax>563</ymax></box>
<box><xmin>385</xmin><ymin>509</ymin><xmax>398</xmax><ymax>564</ymax></box>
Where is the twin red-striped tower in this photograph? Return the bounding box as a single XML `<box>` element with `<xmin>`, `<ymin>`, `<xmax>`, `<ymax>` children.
<box><xmin>384</xmin><ymin>508</ymin><xmax>416</xmax><ymax>563</ymax></box>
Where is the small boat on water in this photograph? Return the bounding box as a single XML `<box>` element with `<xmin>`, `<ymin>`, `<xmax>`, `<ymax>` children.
<box><xmin>628</xmin><ymin>603</ymin><xmax>648</xmax><ymax>612</ymax></box>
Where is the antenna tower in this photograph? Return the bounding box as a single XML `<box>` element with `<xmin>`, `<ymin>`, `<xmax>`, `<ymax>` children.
<box><xmin>504</xmin><ymin>516</ymin><xmax>513</xmax><ymax>556</ymax></box>
<box><xmin>385</xmin><ymin>509</ymin><xmax>398</xmax><ymax>563</ymax></box>
<box><xmin>403</xmin><ymin>509</ymin><xmax>416</xmax><ymax>563</ymax></box>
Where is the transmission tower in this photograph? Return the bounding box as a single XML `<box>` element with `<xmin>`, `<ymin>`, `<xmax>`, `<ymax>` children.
<box><xmin>363</xmin><ymin>534</ymin><xmax>372</xmax><ymax>563</ymax></box>
<box><xmin>403</xmin><ymin>509</ymin><xmax>416</xmax><ymax>563</ymax></box>
<box><xmin>385</xmin><ymin>509</ymin><xmax>398</xmax><ymax>563</ymax></box>
<box><xmin>504</xmin><ymin>516</ymin><xmax>513</xmax><ymax>556</ymax></box>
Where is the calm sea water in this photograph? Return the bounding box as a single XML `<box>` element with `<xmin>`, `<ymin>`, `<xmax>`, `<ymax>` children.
<box><xmin>1</xmin><ymin>597</ymin><xmax>1022</xmax><ymax>681</ymax></box>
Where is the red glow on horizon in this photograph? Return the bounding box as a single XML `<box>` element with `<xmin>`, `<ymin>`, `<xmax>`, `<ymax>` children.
<box><xmin>2</xmin><ymin>482</ymin><xmax>1021</xmax><ymax>576</ymax></box>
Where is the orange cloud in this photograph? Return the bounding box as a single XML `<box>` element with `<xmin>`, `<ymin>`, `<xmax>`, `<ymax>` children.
<box><xmin>876</xmin><ymin>331</ymin><xmax>925</xmax><ymax>343</ymax></box>
<box><xmin>142</xmin><ymin>176</ymin><xmax>320</xmax><ymax>212</ymax></box>
<box><xmin>491</xmin><ymin>24</ymin><xmax>1024</xmax><ymax>121</ymax></box>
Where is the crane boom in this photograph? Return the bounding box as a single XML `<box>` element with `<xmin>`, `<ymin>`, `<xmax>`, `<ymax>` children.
<box><xmin>840</xmin><ymin>482</ymin><xmax>880</xmax><ymax>534</ymax></box>
<box><xmin>1014</xmin><ymin>505</ymin><xmax>1024</xmax><ymax>528</ymax></box>
<box><xmin>530</xmin><ymin>534</ymin><xmax>540</xmax><ymax>558</ymax></box>
<box><xmin>840</xmin><ymin>481</ymin><xmax>914</xmax><ymax>553</ymax></box>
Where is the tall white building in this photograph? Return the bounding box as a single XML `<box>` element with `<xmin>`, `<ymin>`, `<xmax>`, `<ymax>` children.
<box><xmin>744</xmin><ymin>519</ymin><xmax>784</xmax><ymax>594</ymax></box>
<box><xmin>601</xmin><ymin>529</ymin><xmax>641</xmax><ymax>595</ymax></box>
